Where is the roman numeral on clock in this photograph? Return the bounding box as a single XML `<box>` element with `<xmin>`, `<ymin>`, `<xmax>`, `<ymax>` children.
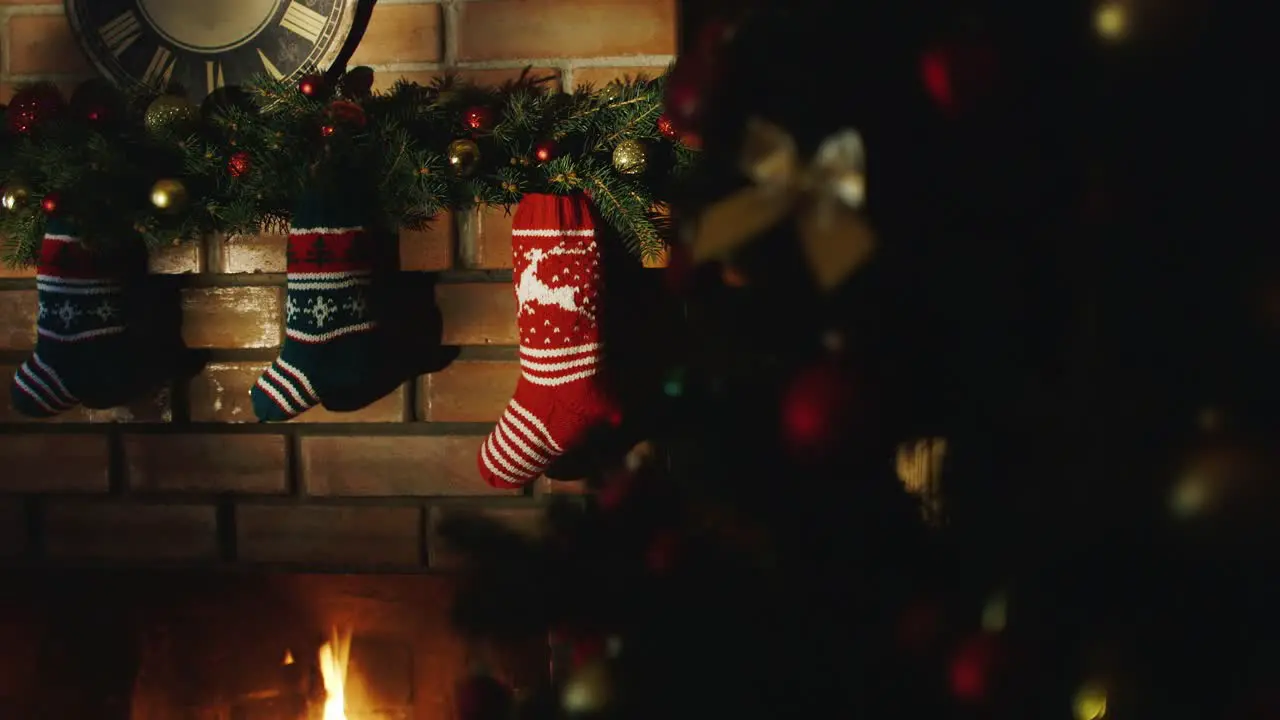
<box><xmin>206</xmin><ymin>61</ymin><xmax>226</xmax><ymax>93</ymax></box>
<box><xmin>142</xmin><ymin>46</ymin><xmax>176</xmax><ymax>88</ymax></box>
<box><xmin>99</xmin><ymin>10</ymin><xmax>142</xmax><ymax>57</ymax></box>
<box><xmin>280</xmin><ymin>1</ymin><xmax>328</xmax><ymax>43</ymax></box>
<box><xmin>257</xmin><ymin>48</ymin><xmax>285</xmax><ymax>80</ymax></box>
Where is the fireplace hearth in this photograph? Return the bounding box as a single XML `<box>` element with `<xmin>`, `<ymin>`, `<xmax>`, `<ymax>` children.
<box><xmin>0</xmin><ymin>571</ymin><xmax>544</xmax><ymax>719</ymax></box>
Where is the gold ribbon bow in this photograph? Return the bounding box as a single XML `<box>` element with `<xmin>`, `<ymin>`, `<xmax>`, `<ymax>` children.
<box><xmin>690</xmin><ymin>117</ymin><xmax>877</xmax><ymax>292</ymax></box>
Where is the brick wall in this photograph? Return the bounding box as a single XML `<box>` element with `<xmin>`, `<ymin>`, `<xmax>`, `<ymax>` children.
<box><xmin>0</xmin><ymin>0</ymin><xmax>677</xmax><ymax>570</ymax></box>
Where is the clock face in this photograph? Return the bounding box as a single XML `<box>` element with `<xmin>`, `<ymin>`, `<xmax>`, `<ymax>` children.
<box><xmin>66</xmin><ymin>0</ymin><xmax>359</xmax><ymax>101</ymax></box>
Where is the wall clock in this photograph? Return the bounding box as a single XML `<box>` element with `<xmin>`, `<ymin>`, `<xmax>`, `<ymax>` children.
<box><xmin>65</xmin><ymin>0</ymin><xmax>364</xmax><ymax>101</ymax></box>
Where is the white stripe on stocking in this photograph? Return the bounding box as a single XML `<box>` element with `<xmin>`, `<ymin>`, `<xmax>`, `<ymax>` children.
<box><xmin>480</xmin><ymin>441</ymin><xmax>524</xmax><ymax>485</ymax></box>
<box><xmin>518</xmin><ymin>343</ymin><xmax>601</xmax><ymax>359</ymax></box>
<box><xmin>510</xmin><ymin>400</ymin><xmax>564</xmax><ymax>453</ymax></box>
<box><xmin>255</xmin><ymin>376</ymin><xmax>297</xmax><ymax>415</ymax></box>
<box><xmin>494</xmin><ymin>419</ymin><xmax>547</xmax><ymax>473</ymax></box>
<box><xmin>511</xmin><ymin>229</ymin><xmax>595</xmax><ymax>237</ymax></box>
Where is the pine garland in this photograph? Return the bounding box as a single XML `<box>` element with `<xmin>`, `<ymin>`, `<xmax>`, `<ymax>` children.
<box><xmin>0</xmin><ymin>67</ymin><xmax>695</xmax><ymax>267</ymax></box>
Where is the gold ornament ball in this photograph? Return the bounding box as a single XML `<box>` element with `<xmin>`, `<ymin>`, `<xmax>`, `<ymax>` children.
<box><xmin>150</xmin><ymin>178</ymin><xmax>189</xmax><ymax>212</ymax></box>
<box><xmin>560</xmin><ymin>658</ymin><xmax>614</xmax><ymax>715</ymax></box>
<box><xmin>145</xmin><ymin>94</ymin><xmax>200</xmax><ymax>136</ymax></box>
<box><xmin>598</xmin><ymin>81</ymin><xmax>624</xmax><ymax>102</ymax></box>
<box><xmin>2</xmin><ymin>182</ymin><xmax>32</xmax><ymax>212</ymax></box>
<box><xmin>447</xmin><ymin>138</ymin><xmax>482</xmax><ymax>177</ymax></box>
<box><xmin>612</xmin><ymin>139</ymin><xmax>648</xmax><ymax>176</ymax></box>
<box><xmin>1073</xmin><ymin>682</ymin><xmax>1108</xmax><ymax>720</ymax></box>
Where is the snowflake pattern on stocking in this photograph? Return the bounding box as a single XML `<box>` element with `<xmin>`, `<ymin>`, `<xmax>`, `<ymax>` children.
<box><xmin>342</xmin><ymin>291</ymin><xmax>368</xmax><ymax>320</ymax></box>
<box><xmin>89</xmin><ymin>301</ymin><xmax>117</xmax><ymax>324</ymax></box>
<box><xmin>54</xmin><ymin>300</ymin><xmax>83</xmax><ymax>329</ymax></box>
<box><xmin>306</xmin><ymin>296</ymin><xmax>339</xmax><ymax>328</ymax></box>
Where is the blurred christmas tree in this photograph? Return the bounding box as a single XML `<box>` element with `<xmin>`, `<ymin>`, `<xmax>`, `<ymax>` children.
<box><xmin>440</xmin><ymin>1</ymin><xmax>1280</xmax><ymax>718</ymax></box>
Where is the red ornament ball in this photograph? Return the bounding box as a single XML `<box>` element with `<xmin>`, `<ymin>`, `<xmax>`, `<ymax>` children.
<box><xmin>656</xmin><ymin>114</ymin><xmax>678</xmax><ymax>140</ymax></box>
<box><xmin>919</xmin><ymin>42</ymin><xmax>1000</xmax><ymax>116</ymax></box>
<box><xmin>327</xmin><ymin>99</ymin><xmax>367</xmax><ymax>129</ymax></box>
<box><xmin>779</xmin><ymin>355</ymin><xmax>859</xmax><ymax>458</ymax></box>
<box><xmin>39</xmin><ymin>191</ymin><xmax>61</xmax><ymax>216</ymax></box>
<box><xmin>6</xmin><ymin>82</ymin><xmax>64</xmax><ymax>134</ymax></box>
<box><xmin>533</xmin><ymin>139</ymin><xmax>557</xmax><ymax>163</ymax></box>
<box><xmin>298</xmin><ymin>74</ymin><xmax>324</xmax><ymax>98</ymax></box>
<box><xmin>463</xmin><ymin>105</ymin><xmax>494</xmax><ymax>131</ymax></box>
<box><xmin>227</xmin><ymin>151</ymin><xmax>252</xmax><ymax>178</ymax></box>
<box><xmin>319</xmin><ymin>124</ymin><xmax>336</xmax><ymax>138</ymax></box>
<box><xmin>949</xmin><ymin>632</ymin><xmax>1003</xmax><ymax>702</ymax></box>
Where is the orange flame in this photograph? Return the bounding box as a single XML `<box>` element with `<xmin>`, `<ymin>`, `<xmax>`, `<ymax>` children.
<box><xmin>318</xmin><ymin>628</ymin><xmax>352</xmax><ymax>720</ymax></box>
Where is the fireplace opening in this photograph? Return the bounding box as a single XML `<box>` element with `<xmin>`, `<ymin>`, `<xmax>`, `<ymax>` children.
<box><xmin>0</xmin><ymin>571</ymin><xmax>545</xmax><ymax>719</ymax></box>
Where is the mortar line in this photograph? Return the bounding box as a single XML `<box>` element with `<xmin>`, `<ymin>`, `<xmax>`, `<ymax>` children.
<box><xmin>369</xmin><ymin>55</ymin><xmax>675</xmax><ymax>74</ymax></box>
<box><xmin>441</xmin><ymin>0</ymin><xmax>461</xmax><ymax>68</ymax></box>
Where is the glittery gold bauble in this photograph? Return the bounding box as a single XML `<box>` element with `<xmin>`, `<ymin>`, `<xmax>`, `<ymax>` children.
<box><xmin>2</xmin><ymin>182</ymin><xmax>32</xmax><ymax>211</ymax></box>
<box><xmin>612</xmin><ymin>139</ymin><xmax>647</xmax><ymax>175</ymax></box>
<box><xmin>144</xmin><ymin>94</ymin><xmax>199</xmax><ymax>137</ymax></box>
<box><xmin>560</xmin><ymin>658</ymin><xmax>614</xmax><ymax>715</ymax></box>
<box><xmin>149</xmin><ymin>178</ymin><xmax>188</xmax><ymax>212</ymax></box>
<box><xmin>598</xmin><ymin>82</ymin><xmax>623</xmax><ymax>102</ymax></box>
<box><xmin>447</xmin><ymin>138</ymin><xmax>481</xmax><ymax>177</ymax></box>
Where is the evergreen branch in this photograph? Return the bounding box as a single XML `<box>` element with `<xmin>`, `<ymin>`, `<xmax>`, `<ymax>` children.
<box><xmin>0</xmin><ymin>71</ymin><xmax>696</xmax><ymax>267</ymax></box>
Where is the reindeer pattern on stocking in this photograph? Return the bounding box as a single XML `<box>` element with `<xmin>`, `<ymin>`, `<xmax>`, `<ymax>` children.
<box><xmin>514</xmin><ymin>239</ymin><xmax>600</xmax><ymax>347</ymax></box>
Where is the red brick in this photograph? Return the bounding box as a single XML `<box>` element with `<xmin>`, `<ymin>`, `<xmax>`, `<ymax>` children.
<box><xmin>182</xmin><ymin>287</ymin><xmax>283</xmax><ymax>349</ymax></box>
<box><xmin>459</xmin><ymin>206</ymin><xmax>515</xmax><ymax>269</ymax></box>
<box><xmin>123</xmin><ymin>434</ymin><xmax>288</xmax><ymax>494</ymax></box>
<box><xmin>438</xmin><ymin>283</ymin><xmax>517</xmax><ymax>345</ymax></box>
<box><xmin>400</xmin><ymin>216</ymin><xmax>455</xmax><ymax>271</ymax></box>
<box><xmin>189</xmin><ymin>361</ymin><xmax>408</xmax><ymax>423</ymax></box>
<box><xmin>0</xmin><ymin>261</ymin><xmax>35</xmax><ymax>278</ymax></box>
<box><xmin>419</xmin><ymin>360</ymin><xmax>518</xmax><ymax>422</ymax></box>
<box><xmin>302</xmin><ymin>435</ymin><xmax>515</xmax><ymax>497</ymax></box>
<box><xmin>0</xmin><ymin>434</ymin><xmax>109</xmax><ymax>493</ymax></box>
<box><xmin>0</xmin><ymin>499</ymin><xmax>24</xmax><ymax>557</ymax></box>
<box><xmin>571</xmin><ymin>65</ymin><xmax>668</xmax><ymax>91</ymax></box>
<box><xmin>536</xmin><ymin>477</ymin><xmax>592</xmax><ymax>496</ymax></box>
<box><xmin>0</xmin><ymin>290</ymin><xmax>37</xmax><ymax>351</ymax></box>
<box><xmin>44</xmin><ymin>502</ymin><xmax>219</xmax><ymax>561</ymax></box>
<box><xmin>218</xmin><ymin>231</ymin><xmax>287</xmax><ymax>274</ymax></box>
<box><xmin>0</xmin><ymin>366</ymin><xmax>170</xmax><ymax>423</ymax></box>
<box><xmin>148</xmin><ymin>240</ymin><xmax>204</xmax><ymax>274</ymax></box>
<box><xmin>6</xmin><ymin>14</ymin><xmax>94</xmax><ymax>74</ymax></box>
<box><xmin>349</xmin><ymin>3</ymin><xmax>443</xmax><ymax>65</ymax></box>
<box><xmin>236</xmin><ymin>505</ymin><xmax>422</xmax><ymax>566</ymax></box>
<box><xmin>458</xmin><ymin>0</ymin><xmax>677</xmax><ymax>61</ymax></box>
<box><xmin>426</xmin><ymin>504</ymin><xmax>545</xmax><ymax>569</ymax></box>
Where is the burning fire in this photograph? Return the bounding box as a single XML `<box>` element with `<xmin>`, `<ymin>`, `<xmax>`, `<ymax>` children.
<box><xmin>318</xmin><ymin>627</ymin><xmax>353</xmax><ymax>720</ymax></box>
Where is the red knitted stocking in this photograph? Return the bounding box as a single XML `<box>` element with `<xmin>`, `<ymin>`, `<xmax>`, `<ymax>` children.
<box><xmin>478</xmin><ymin>193</ymin><xmax>619</xmax><ymax>488</ymax></box>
